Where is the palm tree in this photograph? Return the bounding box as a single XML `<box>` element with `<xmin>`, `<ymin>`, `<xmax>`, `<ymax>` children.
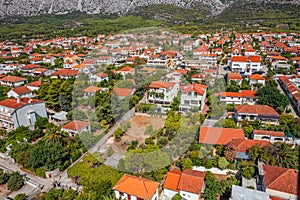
<box><xmin>267</xmin><ymin>142</ymin><xmax>297</xmax><ymax>168</ymax></box>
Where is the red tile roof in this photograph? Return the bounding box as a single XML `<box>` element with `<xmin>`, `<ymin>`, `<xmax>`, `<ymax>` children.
<box><xmin>0</xmin><ymin>98</ymin><xmax>44</xmax><ymax>109</ymax></box>
<box><xmin>118</xmin><ymin>66</ymin><xmax>135</xmax><ymax>72</ymax></box>
<box><xmin>249</xmin><ymin>74</ymin><xmax>265</xmax><ymax>80</ymax></box>
<box><xmin>240</xmin><ymin>90</ymin><xmax>257</xmax><ymax>98</ymax></box>
<box><xmin>182</xmin><ymin>84</ymin><xmax>207</xmax><ymax>95</ymax></box>
<box><xmin>27</xmin><ymin>80</ymin><xmax>42</xmax><ymax>87</ymax></box>
<box><xmin>52</xmin><ymin>69</ymin><xmax>80</xmax><ymax>77</ymax></box>
<box><xmin>113</xmin><ymin>88</ymin><xmax>134</xmax><ymax>97</ymax></box>
<box><xmin>11</xmin><ymin>86</ymin><xmax>32</xmax><ymax>95</ymax></box>
<box><xmin>84</xmin><ymin>86</ymin><xmax>102</xmax><ymax>93</ymax></box>
<box><xmin>149</xmin><ymin>81</ymin><xmax>176</xmax><ymax>89</ymax></box>
<box><xmin>113</xmin><ymin>174</ymin><xmax>159</xmax><ymax>200</ymax></box>
<box><xmin>235</xmin><ymin>105</ymin><xmax>279</xmax><ymax>116</ymax></box>
<box><xmin>229</xmin><ymin>138</ymin><xmax>270</xmax><ymax>152</ymax></box>
<box><xmin>253</xmin><ymin>130</ymin><xmax>285</xmax><ymax>137</ymax></box>
<box><xmin>1</xmin><ymin>75</ymin><xmax>27</xmax><ymax>83</ymax></box>
<box><xmin>62</xmin><ymin>120</ymin><xmax>90</xmax><ymax>131</ymax></box>
<box><xmin>262</xmin><ymin>164</ymin><xmax>298</xmax><ymax>195</ymax></box>
<box><xmin>227</xmin><ymin>72</ymin><xmax>242</xmax><ymax>80</ymax></box>
<box><xmin>95</xmin><ymin>72</ymin><xmax>108</xmax><ymax>78</ymax></box>
<box><xmin>249</xmin><ymin>55</ymin><xmax>261</xmax><ymax>62</ymax></box>
<box><xmin>164</xmin><ymin>170</ymin><xmax>182</xmax><ymax>192</ymax></box>
<box><xmin>21</xmin><ymin>64</ymin><xmax>40</xmax><ymax>70</ymax></box>
<box><xmin>178</xmin><ymin>169</ymin><xmax>206</xmax><ymax>194</ymax></box>
<box><xmin>199</xmin><ymin>126</ymin><xmax>244</xmax><ymax>145</ymax></box>
<box><xmin>232</xmin><ymin>56</ymin><xmax>247</xmax><ymax>62</ymax></box>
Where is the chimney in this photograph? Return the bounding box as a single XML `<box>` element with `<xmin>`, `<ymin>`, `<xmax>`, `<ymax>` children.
<box><xmin>17</xmin><ymin>96</ymin><xmax>20</xmax><ymax>103</ymax></box>
<box><xmin>28</xmin><ymin>98</ymin><xmax>32</xmax><ymax>104</ymax></box>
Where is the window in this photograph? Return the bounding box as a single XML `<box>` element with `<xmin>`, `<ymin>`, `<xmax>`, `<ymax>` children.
<box><xmin>127</xmin><ymin>194</ymin><xmax>131</xmax><ymax>200</ymax></box>
<box><xmin>184</xmin><ymin>100</ymin><xmax>190</xmax><ymax>105</ymax></box>
<box><xmin>191</xmin><ymin>100</ymin><xmax>198</xmax><ymax>105</ymax></box>
<box><xmin>120</xmin><ymin>192</ymin><xmax>124</xmax><ymax>196</ymax></box>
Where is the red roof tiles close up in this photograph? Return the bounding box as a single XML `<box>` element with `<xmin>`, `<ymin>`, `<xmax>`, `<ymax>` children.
<box><xmin>199</xmin><ymin>126</ymin><xmax>244</xmax><ymax>145</ymax></box>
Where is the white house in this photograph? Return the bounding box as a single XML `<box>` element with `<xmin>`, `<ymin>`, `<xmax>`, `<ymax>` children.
<box><xmin>230</xmin><ymin>56</ymin><xmax>248</xmax><ymax>73</ymax></box>
<box><xmin>248</xmin><ymin>56</ymin><xmax>262</xmax><ymax>73</ymax></box>
<box><xmin>179</xmin><ymin>84</ymin><xmax>207</xmax><ymax>112</ymax></box>
<box><xmin>7</xmin><ymin>86</ymin><xmax>33</xmax><ymax>98</ymax></box>
<box><xmin>61</xmin><ymin>120</ymin><xmax>91</xmax><ymax>136</ymax></box>
<box><xmin>234</xmin><ymin>105</ymin><xmax>280</xmax><ymax>125</ymax></box>
<box><xmin>199</xmin><ymin>53</ymin><xmax>218</xmax><ymax>67</ymax></box>
<box><xmin>0</xmin><ymin>98</ymin><xmax>47</xmax><ymax>130</ymax></box>
<box><xmin>113</xmin><ymin>174</ymin><xmax>159</xmax><ymax>200</ymax></box>
<box><xmin>249</xmin><ymin>74</ymin><xmax>265</xmax><ymax>86</ymax></box>
<box><xmin>90</xmin><ymin>72</ymin><xmax>109</xmax><ymax>83</ymax></box>
<box><xmin>253</xmin><ymin>130</ymin><xmax>288</xmax><ymax>143</ymax></box>
<box><xmin>227</xmin><ymin>72</ymin><xmax>242</xmax><ymax>85</ymax></box>
<box><xmin>148</xmin><ymin>81</ymin><xmax>179</xmax><ymax>105</ymax></box>
<box><xmin>258</xmin><ymin>163</ymin><xmax>298</xmax><ymax>200</ymax></box>
<box><xmin>163</xmin><ymin>169</ymin><xmax>206</xmax><ymax>200</ymax></box>
<box><xmin>218</xmin><ymin>90</ymin><xmax>257</xmax><ymax>105</ymax></box>
<box><xmin>27</xmin><ymin>80</ymin><xmax>42</xmax><ymax>91</ymax></box>
<box><xmin>0</xmin><ymin>76</ymin><xmax>28</xmax><ymax>87</ymax></box>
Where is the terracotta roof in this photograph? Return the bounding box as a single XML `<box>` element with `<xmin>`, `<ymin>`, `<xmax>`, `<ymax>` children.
<box><xmin>62</xmin><ymin>120</ymin><xmax>90</xmax><ymax>131</ymax></box>
<box><xmin>118</xmin><ymin>66</ymin><xmax>135</xmax><ymax>72</ymax></box>
<box><xmin>177</xmin><ymin>169</ymin><xmax>206</xmax><ymax>194</ymax></box>
<box><xmin>52</xmin><ymin>69</ymin><xmax>80</xmax><ymax>77</ymax></box>
<box><xmin>253</xmin><ymin>130</ymin><xmax>285</xmax><ymax>137</ymax></box>
<box><xmin>27</xmin><ymin>80</ymin><xmax>42</xmax><ymax>87</ymax></box>
<box><xmin>1</xmin><ymin>75</ymin><xmax>27</xmax><ymax>83</ymax></box>
<box><xmin>84</xmin><ymin>86</ymin><xmax>102</xmax><ymax>93</ymax></box>
<box><xmin>21</xmin><ymin>64</ymin><xmax>40</xmax><ymax>70</ymax></box>
<box><xmin>199</xmin><ymin>126</ymin><xmax>244</xmax><ymax>145</ymax></box>
<box><xmin>249</xmin><ymin>74</ymin><xmax>265</xmax><ymax>80</ymax></box>
<box><xmin>219</xmin><ymin>92</ymin><xmax>242</xmax><ymax>98</ymax></box>
<box><xmin>113</xmin><ymin>88</ymin><xmax>134</xmax><ymax>97</ymax></box>
<box><xmin>175</xmin><ymin>69</ymin><xmax>188</xmax><ymax>75</ymax></box>
<box><xmin>11</xmin><ymin>86</ymin><xmax>32</xmax><ymax>95</ymax></box>
<box><xmin>240</xmin><ymin>90</ymin><xmax>257</xmax><ymax>98</ymax></box>
<box><xmin>262</xmin><ymin>164</ymin><xmax>298</xmax><ymax>195</ymax></box>
<box><xmin>232</xmin><ymin>56</ymin><xmax>247</xmax><ymax>62</ymax></box>
<box><xmin>249</xmin><ymin>55</ymin><xmax>261</xmax><ymax>62</ymax></box>
<box><xmin>182</xmin><ymin>84</ymin><xmax>207</xmax><ymax>96</ymax></box>
<box><xmin>164</xmin><ymin>170</ymin><xmax>182</xmax><ymax>192</ymax></box>
<box><xmin>113</xmin><ymin>174</ymin><xmax>159</xmax><ymax>200</ymax></box>
<box><xmin>227</xmin><ymin>72</ymin><xmax>242</xmax><ymax>80</ymax></box>
<box><xmin>0</xmin><ymin>98</ymin><xmax>44</xmax><ymax>109</ymax></box>
<box><xmin>229</xmin><ymin>138</ymin><xmax>270</xmax><ymax>152</ymax></box>
<box><xmin>191</xmin><ymin>73</ymin><xmax>205</xmax><ymax>79</ymax></box>
<box><xmin>235</xmin><ymin>105</ymin><xmax>279</xmax><ymax>116</ymax></box>
<box><xmin>95</xmin><ymin>72</ymin><xmax>108</xmax><ymax>78</ymax></box>
<box><xmin>149</xmin><ymin>81</ymin><xmax>176</xmax><ymax>89</ymax></box>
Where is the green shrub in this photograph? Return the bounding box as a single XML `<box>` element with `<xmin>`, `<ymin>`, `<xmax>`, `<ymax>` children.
<box><xmin>7</xmin><ymin>172</ymin><xmax>24</xmax><ymax>191</ymax></box>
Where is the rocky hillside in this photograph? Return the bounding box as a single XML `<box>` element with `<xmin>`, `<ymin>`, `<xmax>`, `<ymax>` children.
<box><xmin>0</xmin><ymin>0</ymin><xmax>298</xmax><ymax>19</ymax></box>
<box><xmin>0</xmin><ymin>0</ymin><xmax>227</xmax><ymax>18</ymax></box>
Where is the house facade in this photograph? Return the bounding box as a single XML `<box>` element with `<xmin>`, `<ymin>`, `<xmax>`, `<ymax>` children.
<box><xmin>179</xmin><ymin>84</ymin><xmax>207</xmax><ymax>112</ymax></box>
<box><xmin>148</xmin><ymin>81</ymin><xmax>179</xmax><ymax>105</ymax></box>
<box><xmin>258</xmin><ymin>163</ymin><xmax>298</xmax><ymax>200</ymax></box>
<box><xmin>163</xmin><ymin>169</ymin><xmax>206</xmax><ymax>200</ymax></box>
<box><xmin>0</xmin><ymin>98</ymin><xmax>47</xmax><ymax>130</ymax></box>
<box><xmin>113</xmin><ymin>174</ymin><xmax>159</xmax><ymax>200</ymax></box>
<box><xmin>234</xmin><ymin>105</ymin><xmax>280</xmax><ymax>125</ymax></box>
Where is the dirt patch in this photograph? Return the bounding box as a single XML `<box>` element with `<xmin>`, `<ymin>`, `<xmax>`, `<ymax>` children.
<box><xmin>0</xmin><ymin>184</ymin><xmax>10</xmax><ymax>199</ymax></box>
<box><xmin>125</xmin><ymin>113</ymin><xmax>165</xmax><ymax>139</ymax></box>
<box><xmin>131</xmin><ymin>115</ymin><xmax>151</xmax><ymax>126</ymax></box>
